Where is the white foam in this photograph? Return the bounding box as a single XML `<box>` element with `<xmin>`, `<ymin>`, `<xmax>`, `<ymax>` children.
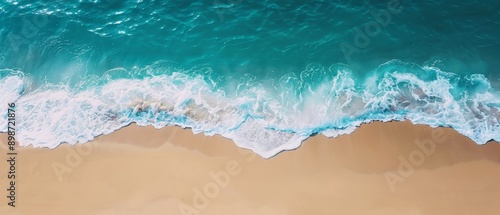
<box><xmin>2</xmin><ymin>63</ymin><xmax>500</xmax><ymax>158</ymax></box>
<box><xmin>0</xmin><ymin>75</ymin><xmax>24</xmax><ymax>132</ymax></box>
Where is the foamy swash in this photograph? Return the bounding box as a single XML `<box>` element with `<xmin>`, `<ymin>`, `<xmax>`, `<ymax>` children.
<box><xmin>1</xmin><ymin>61</ymin><xmax>499</xmax><ymax>158</ymax></box>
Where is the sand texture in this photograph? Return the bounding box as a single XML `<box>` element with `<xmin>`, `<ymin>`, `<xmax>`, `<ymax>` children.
<box><xmin>1</xmin><ymin>121</ymin><xmax>500</xmax><ymax>215</ymax></box>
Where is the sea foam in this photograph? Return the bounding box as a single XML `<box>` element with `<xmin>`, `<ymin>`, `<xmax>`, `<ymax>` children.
<box><xmin>1</xmin><ymin>61</ymin><xmax>499</xmax><ymax>158</ymax></box>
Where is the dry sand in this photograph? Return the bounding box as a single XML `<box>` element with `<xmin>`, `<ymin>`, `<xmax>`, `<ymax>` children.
<box><xmin>1</xmin><ymin>121</ymin><xmax>500</xmax><ymax>215</ymax></box>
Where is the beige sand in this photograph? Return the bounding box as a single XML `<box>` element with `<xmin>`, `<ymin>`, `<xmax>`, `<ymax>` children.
<box><xmin>1</xmin><ymin>121</ymin><xmax>500</xmax><ymax>215</ymax></box>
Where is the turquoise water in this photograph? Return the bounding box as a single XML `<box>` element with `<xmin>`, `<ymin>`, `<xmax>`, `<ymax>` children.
<box><xmin>1</xmin><ymin>0</ymin><xmax>499</xmax><ymax>158</ymax></box>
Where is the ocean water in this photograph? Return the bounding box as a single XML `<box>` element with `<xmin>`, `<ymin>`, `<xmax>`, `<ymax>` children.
<box><xmin>1</xmin><ymin>0</ymin><xmax>499</xmax><ymax>158</ymax></box>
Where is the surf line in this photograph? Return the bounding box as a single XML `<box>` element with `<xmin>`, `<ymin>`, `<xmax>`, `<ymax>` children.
<box><xmin>6</xmin><ymin>103</ymin><xmax>17</xmax><ymax>207</ymax></box>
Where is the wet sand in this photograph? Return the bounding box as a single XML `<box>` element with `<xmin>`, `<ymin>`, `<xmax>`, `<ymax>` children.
<box><xmin>1</xmin><ymin>121</ymin><xmax>500</xmax><ymax>215</ymax></box>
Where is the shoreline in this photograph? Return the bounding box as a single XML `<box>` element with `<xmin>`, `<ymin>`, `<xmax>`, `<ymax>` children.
<box><xmin>1</xmin><ymin>121</ymin><xmax>500</xmax><ymax>214</ymax></box>
<box><xmin>6</xmin><ymin>119</ymin><xmax>500</xmax><ymax>159</ymax></box>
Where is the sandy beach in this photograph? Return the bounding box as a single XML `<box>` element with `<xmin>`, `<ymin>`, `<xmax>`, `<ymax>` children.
<box><xmin>1</xmin><ymin>121</ymin><xmax>500</xmax><ymax>215</ymax></box>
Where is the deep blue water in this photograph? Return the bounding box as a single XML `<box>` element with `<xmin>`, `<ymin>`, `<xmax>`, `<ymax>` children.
<box><xmin>1</xmin><ymin>0</ymin><xmax>499</xmax><ymax>158</ymax></box>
